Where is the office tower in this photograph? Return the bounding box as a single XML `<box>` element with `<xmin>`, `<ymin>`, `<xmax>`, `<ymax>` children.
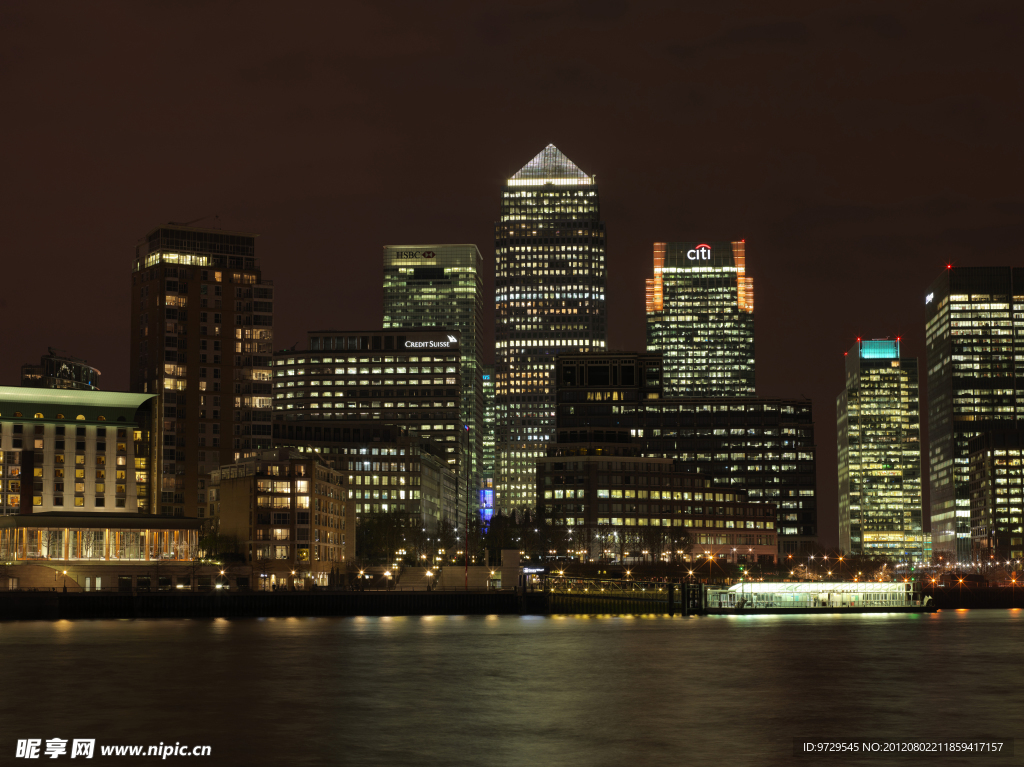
<box><xmin>968</xmin><ymin>431</ymin><xmax>1024</xmax><ymax>562</ymax></box>
<box><xmin>494</xmin><ymin>144</ymin><xmax>607</xmax><ymax>514</ymax></box>
<box><xmin>129</xmin><ymin>225</ymin><xmax>275</xmax><ymax>519</ymax></box>
<box><xmin>480</xmin><ymin>364</ymin><xmax>495</xmax><ymax>522</ymax></box>
<box><xmin>925</xmin><ymin>267</ymin><xmax>1024</xmax><ymax>561</ymax></box>
<box><xmin>21</xmin><ymin>349</ymin><xmax>101</xmax><ymax>391</ymax></box>
<box><xmin>383</xmin><ymin>244</ymin><xmax>484</xmax><ymax>521</ymax></box>
<box><xmin>646</xmin><ymin>241</ymin><xmax>755</xmax><ymax>396</ymax></box>
<box><xmin>270</xmin><ymin>328</ymin><xmax>466</xmax><ymax>530</ymax></box>
<box><xmin>536</xmin><ymin>455</ymin><xmax>778</xmax><ymax>564</ymax></box>
<box><xmin>552</xmin><ymin>351</ymin><xmax>818</xmax><ymax>554</ymax></box>
<box><xmin>836</xmin><ymin>339</ymin><xmax>923</xmax><ymax>561</ymax></box>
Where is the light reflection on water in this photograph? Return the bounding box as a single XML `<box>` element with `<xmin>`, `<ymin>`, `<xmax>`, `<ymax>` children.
<box><xmin>2</xmin><ymin>611</ymin><xmax>1021</xmax><ymax>766</ymax></box>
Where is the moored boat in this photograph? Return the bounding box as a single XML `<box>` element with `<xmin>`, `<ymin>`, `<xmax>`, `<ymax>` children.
<box><xmin>704</xmin><ymin>581</ymin><xmax>935</xmax><ymax>614</ymax></box>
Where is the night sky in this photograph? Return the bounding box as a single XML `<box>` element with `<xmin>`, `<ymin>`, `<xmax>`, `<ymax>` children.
<box><xmin>3</xmin><ymin>1</ymin><xmax>1022</xmax><ymax>547</ymax></box>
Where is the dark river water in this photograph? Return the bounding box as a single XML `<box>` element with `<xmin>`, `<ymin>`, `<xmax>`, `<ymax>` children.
<box><xmin>2</xmin><ymin>610</ymin><xmax>1021</xmax><ymax>766</ymax></box>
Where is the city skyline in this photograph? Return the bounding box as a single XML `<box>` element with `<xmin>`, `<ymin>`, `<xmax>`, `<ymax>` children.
<box><xmin>4</xmin><ymin>5</ymin><xmax>1021</xmax><ymax>762</ymax></box>
<box><xmin>3</xmin><ymin>182</ymin><xmax>1010</xmax><ymax>549</ymax></box>
<box><xmin>4</xmin><ymin>3</ymin><xmax>1020</xmax><ymax>550</ymax></box>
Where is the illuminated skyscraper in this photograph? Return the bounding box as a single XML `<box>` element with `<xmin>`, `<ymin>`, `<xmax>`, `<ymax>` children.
<box><xmin>494</xmin><ymin>144</ymin><xmax>607</xmax><ymax>513</ymax></box>
<box><xmin>383</xmin><ymin>244</ymin><xmax>484</xmax><ymax>520</ymax></box>
<box><xmin>925</xmin><ymin>267</ymin><xmax>1024</xmax><ymax>561</ymax></box>
<box><xmin>837</xmin><ymin>339</ymin><xmax>923</xmax><ymax>560</ymax></box>
<box><xmin>646</xmin><ymin>241</ymin><xmax>754</xmax><ymax>396</ymax></box>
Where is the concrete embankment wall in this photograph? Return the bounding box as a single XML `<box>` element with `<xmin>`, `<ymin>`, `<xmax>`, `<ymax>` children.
<box><xmin>0</xmin><ymin>590</ymin><xmax>521</xmax><ymax>621</ymax></box>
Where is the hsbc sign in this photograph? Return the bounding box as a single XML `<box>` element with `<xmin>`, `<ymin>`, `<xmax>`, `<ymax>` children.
<box><xmin>394</xmin><ymin>250</ymin><xmax>436</xmax><ymax>259</ymax></box>
<box><xmin>686</xmin><ymin>244</ymin><xmax>712</xmax><ymax>261</ymax></box>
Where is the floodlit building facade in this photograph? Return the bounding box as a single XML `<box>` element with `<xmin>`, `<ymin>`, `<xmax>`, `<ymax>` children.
<box><xmin>925</xmin><ymin>267</ymin><xmax>1024</xmax><ymax>561</ymax></box>
<box><xmin>0</xmin><ymin>387</ymin><xmax>157</xmax><ymax>516</ymax></box>
<box><xmin>836</xmin><ymin>339</ymin><xmax>923</xmax><ymax>560</ymax></box>
<box><xmin>129</xmin><ymin>224</ymin><xmax>275</xmax><ymax>520</ymax></box>
<box><xmin>646</xmin><ymin>241</ymin><xmax>755</xmax><ymax>397</ymax></box>
<box><xmin>494</xmin><ymin>144</ymin><xmax>607</xmax><ymax>514</ymax></box>
<box><xmin>383</xmin><ymin>244</ymin><xmax>484</xmax><ymax>522</ymax></box>
<box><xmin>968</xmin><ymin>431</ymin><xmax>1024</xmax><ymax>562</ymax></box>
<box><xmin>0</xmin><ymin>386</ymin><xmax>210</xmax><ymax>592</ymax></box>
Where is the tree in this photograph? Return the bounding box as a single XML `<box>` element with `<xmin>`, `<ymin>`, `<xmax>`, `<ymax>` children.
<box><xmin>254</xmin><ymin>547</ymin><xmax>274</xmax><ymax>591</ymax></box>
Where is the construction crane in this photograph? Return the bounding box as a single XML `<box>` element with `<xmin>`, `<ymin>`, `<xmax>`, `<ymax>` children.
<box><xmin>167</xmin><ymin>214</ymin><xmax>220</xmax><ymax>228</ymax></box>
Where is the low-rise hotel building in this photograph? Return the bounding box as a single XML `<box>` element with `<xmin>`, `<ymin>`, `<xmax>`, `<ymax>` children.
<box><xmin>0</xmin><ymin>386</ymin><xmax>207</xmax><ymax>591</ymax></box>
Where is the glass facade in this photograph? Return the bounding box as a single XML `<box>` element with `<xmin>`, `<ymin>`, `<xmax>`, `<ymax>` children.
<box><xmin>836</xmin><ymin>339</ymin><xmax>923</xmax><ymax>561</ymax></box>
<box><xmin>646</xmin><ymin>241</ymin><xmax>754</xmax><ymax>396</ymax></box>
<box><xmin>495</xmin><ymin>144</ymin><xmax>607</xmax><ymax>513</ymax></box>
<box><xmin>383</xmin><ymin>244</ymin><xmax>483</xmax><ymax>523</ymax></box>
<box><xmin>925</xmin><ymin>267</ymin><xmax>1024</xmax><ymax>561</ymax></box>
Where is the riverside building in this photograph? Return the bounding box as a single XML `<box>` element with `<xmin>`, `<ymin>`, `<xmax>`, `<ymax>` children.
<box><xmin>646</xmin><ymin>241</ymin><xmax>755</xmax><ymax>397</ymax></box>
<box><xmin>210</xmin><ymin>448</ymin><xmax>352</xmax><ymax>588</ymax></box>
<box><xmin>383</xmin><ymin>244</ymin><xmax>484</xmax><ymax>522</ymax></box>
<box><xmin>494</xmin><ymin>144</ymin><xmax>607</xmax><ymax>514</ymax></box>
<box><xmin>552</xmin><ymin>351</ymin><xmax>817</xmax><ymax>554</ymax></box>
<box><xmin>0</xmin><ymin>387</ymin><xmax>157</xmax><ymax>516</ymax></box>
<box><xmin>129</xmin><ymin>224</ymin><xmax>275</xmax><ymax>520</ymax></box>
<box><xmin>925</xmin><ymin>267</ymin><xmax>1024</xmax><ymax>561</ymax></box>
<box><xmin>0</xmin><ymin>386</ymin><xmax>206</xmax><ymax>591</ymax></box>
<box><xmin>536</xmin><ymin>454</ymin><xmax>777</xmax><ymax>564</ymax></box>
<box><xmin>836</xmin><ymin>339</ymin><xmax>923</xmax><ymax>560</ymax></box>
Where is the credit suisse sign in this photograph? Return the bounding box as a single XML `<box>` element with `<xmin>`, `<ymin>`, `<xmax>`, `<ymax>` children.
<box><xmin>403</xmin><ymin>334</ymin><xmax>459</xmax><ymax>349</ymax></box>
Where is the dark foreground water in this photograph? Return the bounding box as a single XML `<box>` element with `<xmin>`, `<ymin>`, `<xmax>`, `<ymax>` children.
<box><xmin>2</xmin><ymin>611</ymin><xmax>1022</xmax><ymax>767</ymax></box>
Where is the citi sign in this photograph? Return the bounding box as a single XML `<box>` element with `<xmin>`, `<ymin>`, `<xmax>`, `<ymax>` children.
<box><xmin>394</xmin><ymin>250</ymin><xmax>436</xmax><ymax>259</ymax></box>
<box><xmin>686</xmin><ymin>244</ymin><xmax>712</xmax><ymax>261</ymax></box>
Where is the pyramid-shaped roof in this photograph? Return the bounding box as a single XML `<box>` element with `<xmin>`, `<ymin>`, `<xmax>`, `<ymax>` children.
<box><xmin>511</xmin><ymin>144</ymin><xmax>590</xmax><ymax>181</ymax></box>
